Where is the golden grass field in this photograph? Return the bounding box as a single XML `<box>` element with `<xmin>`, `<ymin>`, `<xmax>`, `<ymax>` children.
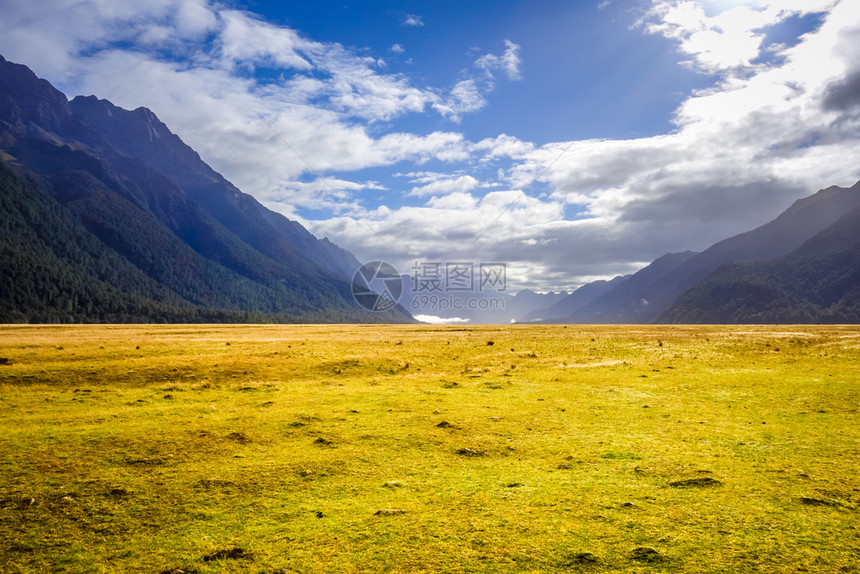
<box><xmin>0</xmin><ymin>324</ymin><xmax>858</xmax><ymax>573</ymax></box>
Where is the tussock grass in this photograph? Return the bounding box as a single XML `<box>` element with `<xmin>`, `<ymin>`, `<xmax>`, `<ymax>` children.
<box><xmin>0</xmin><ymin>324</ymin><xmax>858</xmax><ymax>573</ymax></box>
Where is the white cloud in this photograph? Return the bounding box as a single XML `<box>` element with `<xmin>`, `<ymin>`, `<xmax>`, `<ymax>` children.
<box><xmin>390</xmin><ymin>43</ymin><xmax>405</xmax><ymax>54</ymax></box>
<box><xmin>475</xmin><ymin>40</ymin><xmax>522</xmax><ymax>80</ymax></box>
<box><xmin>218</xmin><ymin>10</ymin><xmax>314</xmax><ymax>71</ymax></box>
<box><xmin>425</xmin><ymin>192</ymin><xmax>479</xmax><ymax>210</ymax></box>
<box><xmin>475</xmin><ymin>134</ymin><xmax>535</xmax><ymax>161</ymax></box>
<box><xmin>433</xmin><ymin>41</ymin><xmax>523</xmax><ymax>121</ymax></box>
<box><xmin>408</xmin><ymin>174</ymin><xmax>479</xmax><ymax>197</ymax></box>
<box><xmin>433</xmin><ymin>79</ymin><xmax>487</xmax><ymax>121</ymax></box>
<box><xmin>403</xmin><ymin>14</ymin><xmax>424</xmax><ymax>27</ymax></box>
<box><xmin>256</xmin><ymin>177</ymin><xmax>383</xmax><ymax>219</ymax></box>
<box><xmin>175</xmin><ymin>0</ymin><xmax>218</xmax><ymax>36</ymax></box>
<box><xmin>641</xmin><ymin>0</ymin><xmax>840</xmax><ymax>73</ymax></box>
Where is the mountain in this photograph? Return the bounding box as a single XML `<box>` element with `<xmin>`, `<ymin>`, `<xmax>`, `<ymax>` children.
<box><xmin>397</xmin><ymin>273</ymin><xmax>568</xmax><ymax>323</ymax></box>
<box><xmin>0</xmin><ymin>54</ymin><xmax>408</xmax><ymax>323</ymax></box>
<box><xmin>561</xmin><ymin>251</ymin><xmax>697</xmax><ymax>323</ymax></box>
<box><xmin>68</xmin><ymin>94</ymin><xmax>362</xmax><ymax>280</ymax></box>
<box><xmin>519</xmin><ymin>275</ymin><xmax>630</xmax><ymax>322</ymax></box>
<box><xmin>660</xmin><ymin>206</ymin><xmax>860</xmax><ymax>323</ymax></box>
<box><xmin>507</xmin><ymin>289</ymin><xmax>569</xmax><ymax>322</ymax></box>
<box><xmin>562</xmin><ymin>181</ymin><xmax>860</xmax><ymax>323</ymax></box>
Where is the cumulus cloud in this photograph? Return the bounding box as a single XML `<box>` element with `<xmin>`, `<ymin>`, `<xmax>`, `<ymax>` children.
<box><xmin>475</xmin><ymin>134</ymin><xmax>535</xmax><ymax>161</ymax></box>
<box><xmin>640</xmin><ymin>0</ymin><xmax>839</xmax><ymax>73</ymax></box>
<box><xmin>822</xmin><ymin>69</ymin><xmax>860</xmax><ymax>112</ymax></box>
<box><xmin>433</xmin><ymin>41</ymin><xmax>523</xmax><ymax>121</ymax></box>
<box><xmin>407</xmin><ymin>174</ymin><xmax>479</xmax><ymax>197</ymax></box>
<box><xmin>433</xmin><ymin>79</ymin><xmax>487</xmax><ymax>120</ymax></box>
<box><xmin>257</xmin><ymin>177</ymin><xmax>385</xmax><ymax>219</ymax></box>
<box><xmin>475</xmin><ymin>40</ymin><xmax>522</xmax><ymax>80</ymax></box>
<box><xmin>218</xmin><ymin>10</ymin><xmax>315</xmax><ymax>71</ymax></box>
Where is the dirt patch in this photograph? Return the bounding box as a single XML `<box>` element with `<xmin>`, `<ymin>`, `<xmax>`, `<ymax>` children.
<box><xmin>456</xmin><ymin>447</ymin><xmax>485</xmax><ymax>457</ymax></box>
<box><xmin>631</xmin><ymin>547</ymin><xmax>663</xmax><ymax>562</ymax></box>
<box><xmin>374</xmin><ymin>508</ymin><xmax>407</xmax><ymax>516</ymax></box>
<box><xmin>669</xmin><ymin>477</ymin><xmax>723</xmax><ymax>488</ymax></box>
<box><xmin>203</xmin><ymin>547</ymin><xmax>250</xmax><ymax>561</ymax></box>
<box><xmin>227</xmin><ymin>432</ymin><xmax>251</xmax><ymax>444</ymax></box>
<box><xmin>798</xmin><ymin>496</ymin><xmax>848</xmax><ymax>508</ymax></box>
<box><xmin>570</xmin><ymin>551</ymin><xmax>598</xmax><ymax>564</ymax></box>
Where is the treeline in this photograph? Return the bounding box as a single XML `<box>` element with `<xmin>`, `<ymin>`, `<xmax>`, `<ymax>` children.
<box><xmin>660</xmin><ymin>207</ymin><xmax>860</xmax><ymax>324</ymax></box>
<box><xmin>0</xmin><ymin>163</ymin><xmax>387</xmax><ymax>324</ymax></box>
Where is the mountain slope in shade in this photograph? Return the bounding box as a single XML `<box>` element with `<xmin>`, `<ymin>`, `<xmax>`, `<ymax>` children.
<box><xmin>0</xmin><ymin>54</ymin><xmax>406</xmax><ymax>323</ymax></box>
<box><xmin>563</xmin><ymin>251</ymin><xmax>697</xmax><ymax>323</ymax></box>
<box><xmin>0</xmin><ymin>161</ymin><xmax>222</xmax><ymax>322</ymax></box>
<box><xmin>519</xmin><ymin>275</ymin><xmax>630</xmax><ymax>322</ymax></box>
<box><xmin>564</xmin><ymin>181</ymin><xmax>860</xmax><ymax>323</ymax></box>
<box><xmin>660</xmin><ymin>206</ymin><xmax>860</xmax><ymax>323</ymax></box>
<box><xmin>68</xmin><ymin>94</ymin><xmax>362</xmax><ymax>279</ymax></box>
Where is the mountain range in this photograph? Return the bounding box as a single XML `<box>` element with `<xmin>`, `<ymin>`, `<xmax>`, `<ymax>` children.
<box><xmin>527</xmin><ymin>180</ymin><xmax>860</xmax><ymax>324</ymax></box>
<box><xmin>0</xmin><ymin>54</ymin><xmax>408</xmax><ymax>323</ymax></box>
<box><xmin>1</xmin><ymin>54</ymin><xmax>857</xmax><ymax>324</ymax></box>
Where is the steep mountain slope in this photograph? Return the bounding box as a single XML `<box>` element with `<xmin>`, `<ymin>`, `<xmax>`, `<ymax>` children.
<box><xmin>0</xmin><ymin>54</ymin><xmax>406</xmax><ymax>323</ymax></box>
<box><xmin>69</xmin><ymin>94</ymin><xmax>361</xmax><ymax>279</ymax></box>
<box><xmin>564</xmin><ymin>181</ymin><xmax>860</xmax><ymax>323</ymax></box>
<box><xmin>0</xmin><ymin>161</ymin><xmax>219</xmax><ymax>322</ymax></box>
<box><xmin>660</xmin><ymin>206</ymin><xmax>860</xmax><ymax>323</ymax></box>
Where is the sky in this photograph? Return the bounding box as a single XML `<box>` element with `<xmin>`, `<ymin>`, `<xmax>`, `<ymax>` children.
<box><xmin>1</xmin><ymin>0</ymin><xmax>859</xmax><ymax>293</ymax></box>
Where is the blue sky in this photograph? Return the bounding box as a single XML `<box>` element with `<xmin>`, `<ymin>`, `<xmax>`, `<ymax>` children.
<box><xmin>258</xmin><ymin>1</ymin><xmax>711</xmax><ymax>143</ymax></box>
<box><xmin>1</xmin><ymin>0</ymin><xmax>858</xmax><ymax>293</ymax></box>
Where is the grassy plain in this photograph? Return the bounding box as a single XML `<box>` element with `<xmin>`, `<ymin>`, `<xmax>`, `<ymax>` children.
<box><xmin>0</xmin><ymin>324</ymin><xmax>858</xmax><ymax>573</ymax></box>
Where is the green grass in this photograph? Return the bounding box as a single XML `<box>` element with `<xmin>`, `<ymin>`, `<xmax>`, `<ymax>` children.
<box><xmin>0</xmin><ymin>324</ymin><xmax>858</xmax><ymax>573</ymax></box>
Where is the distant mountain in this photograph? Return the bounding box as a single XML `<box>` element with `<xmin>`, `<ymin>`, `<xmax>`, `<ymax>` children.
<box><xmin>660</xmin><ymin>206</ymin><xmax>860</xmax><ymax>323</ymax></box>
<box><xmin>0</xmin><ymin>54</ymin><xmax>408</xmax><ymax>323</ymax></box>
<box><xmin>507</xmin><ymin>289</ymin><xmax>569</xmax><ymax>322</ymax></box>
<box><xmin>398</xmin><ymin>274</ymin><xmax>568</xmax><ymax>324</ymax></box>
<box><xmin>519</xmin><ymin>275</ymin><xmax>630</xmax><ymax>322</ymax></box>
<box><xmin>561</xmin><ymin>251</ymin><xmax>697</xmax><ymax>323</ymax></box>
<box><xmin>562</xmin><ymin>181</ymin><xmax>860</xmax><ymax>323</ymax></box>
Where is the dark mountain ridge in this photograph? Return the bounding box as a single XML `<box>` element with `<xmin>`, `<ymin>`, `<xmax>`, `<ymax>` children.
<box><xmin>68</xmin><ymin>93</ymin><xmax>362</xmax><ymax>279</ymax></box>
<box><xmin>660</xmin><ymin>205</ymin><xmax>860</xmax><ymax>323</ymax></box>
<box><xmin>562</xmin><ymin>180</ymin><xmax>860</xmax><ymax>323</ymax></box>
<box><xmin>0</xmin><ymin>54</ymin><xmax>404</xmax><ymax>323</ymax></box>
